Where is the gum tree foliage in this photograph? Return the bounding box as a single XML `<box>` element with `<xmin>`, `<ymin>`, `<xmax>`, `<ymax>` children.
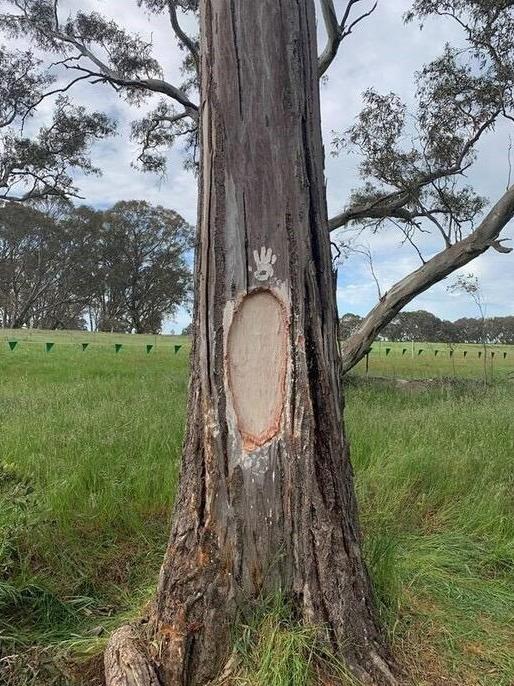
<box><xmin>0</xmin><ymin>44</ymin><xmax>116</xmax><ymax>201</ymax></box>
<box><xmin>455</xmin><ymin>315</ymin><xmax>514</xmax><ymax>344</ymax></box>
<box><xmin>93</xmin><ymin>200</ymin><xmax>193</xmax><ymax>334</ymax></box>
<box><xmin>382</xmin><ymin>310</ymin><xmax>459</xmax><ymax>343</ymax></box>
<box><xmin>0</xmin><ymin>200</ymin><xmax>193</xmax><ymax>330</ymax></box>
<box><xmin>0</xmin><ymin>0</ymin><xmax>513</xmax><ymax>365</ymax></box>
<box><xmin>0</xmin><ymin>201</ymin><xmax>86</xmax><ymax>327</ymax></box>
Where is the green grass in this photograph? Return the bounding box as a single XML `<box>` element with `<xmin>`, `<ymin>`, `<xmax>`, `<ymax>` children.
<box><xmin>352</xmin><ymin>340</ymin><xmax>514</xmax><ymax>381</ymax></box>
<box><xmin>348</xmin><ymin>380</ymin><xmax>514</xmax><ymax>685</ymax></box>
<box><xmin>0</xmin><ymin>336</ymin><xmax>189</xmax><ymax>650</ymax></box>
<box><xmin>0</xmin><ymin>330</ymin><xmax>513</xmax><ymax>685</ymax></box>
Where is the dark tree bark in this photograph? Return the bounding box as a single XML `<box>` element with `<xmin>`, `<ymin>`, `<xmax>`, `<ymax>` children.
<box><xmin>106</xmin><ymin>1</ymin><xmax>398</xmax><ymax>684</ymax></box>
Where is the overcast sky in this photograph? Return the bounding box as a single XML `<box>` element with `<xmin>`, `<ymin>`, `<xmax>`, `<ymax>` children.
<box><xmin>11</xmin><ymin>0</ymin><xmax>513</xmax><ymax>332</ymax></box>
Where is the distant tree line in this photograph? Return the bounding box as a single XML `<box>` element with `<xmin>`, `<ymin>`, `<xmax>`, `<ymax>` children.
<box><xmin>0</xmin><ymin>200</ymin><xmax>193</xmax><ymax>333</ymax></box>
<box><xmin>340</xmin><ymin>310</ymin><xmax>514</xmax><ymax>345</ymax></box>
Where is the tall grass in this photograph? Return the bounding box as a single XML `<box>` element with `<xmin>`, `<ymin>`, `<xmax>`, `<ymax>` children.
<box><xmin>348</xmin><ymin>381</ymin><xmax>514</xmax><ymax>685</ymax></box>
<box><xmin>0</xmin><ymin>332</ymin><xmax>513</xmax><ymax>685</ymax></box>
<box><xmin>1</xmin><ymin>342</ymin><xmax>188</xmax><ymax>652</ymax></box>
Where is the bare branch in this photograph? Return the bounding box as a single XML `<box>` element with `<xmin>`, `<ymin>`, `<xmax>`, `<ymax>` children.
<box><xmin>319</xmin><ymin>0</ymin><xmax>378</xmax><ymax>77</ymax></box>
<box><xmin>343</xmin><ymin>1</ymin><xmax>378</xmax><ymax>38</ymax></box>
<box><xmin>345</xmin><ymin>244</ymin><xmax>382</xmax><ymax>298</ymax></box>
<box><xmin>167</xmin><ymin>0</ymin><xmax>199</xmax><ymax>73</ymax></box>
<box><xmin>341</xmin><ymin>183</ymin><xmax>514</xmax><ymax>374</ymax></box>
<box><xmin>318</xmin><ymin>0</ymin><xmax>339</xmax><ymax>78</ymax></box>
<box><xmin>390</xmin><ymin>218</ymin><xmax>427</xmax><ymax>264</ymax></box>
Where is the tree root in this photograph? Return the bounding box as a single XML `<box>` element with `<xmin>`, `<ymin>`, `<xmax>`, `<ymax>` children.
<box><xmin>104</xmin><ymin>623</ymin><xmax>162</xmax><ymax>686</ymax></box>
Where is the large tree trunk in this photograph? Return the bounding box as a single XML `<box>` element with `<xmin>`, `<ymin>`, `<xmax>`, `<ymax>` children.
<box><xmin>106</xmin><ymin>1</ymin><xmax>397</xmax><ymax>684</ymax></box>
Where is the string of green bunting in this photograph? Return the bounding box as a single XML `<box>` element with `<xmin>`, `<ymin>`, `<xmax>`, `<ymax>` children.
<box><xmin>4</xmin><ymin>340</ymin><xmax>509</xmax><ymax>359</ymax></box>
<box><xmin>3</xmin><ymin>340</ymin><xmax>187</xmax><ymax>353</ymax></box>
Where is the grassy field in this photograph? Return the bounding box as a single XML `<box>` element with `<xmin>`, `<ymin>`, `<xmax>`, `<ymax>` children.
<box><xmin>352</xmin><ymin>340</ymin><xmax>514</xmax><ymax>381</ymax></box>
<box><xmin>0</xmin><ymin>331</ymin><xmax>513</xmax><ymax>685</ymax></box>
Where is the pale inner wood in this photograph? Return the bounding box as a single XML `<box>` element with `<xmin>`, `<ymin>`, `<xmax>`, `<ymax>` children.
<box><xmin>227</xmin><ymin>291</ymin><xmax>287</xmax><ymax>451</ymax></box>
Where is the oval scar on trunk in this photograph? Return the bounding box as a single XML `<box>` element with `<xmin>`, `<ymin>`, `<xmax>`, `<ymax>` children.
<box><xmin>227</xmin><ymin>290</ymin><xmax>288</xmax><ymax>452</ymax></box>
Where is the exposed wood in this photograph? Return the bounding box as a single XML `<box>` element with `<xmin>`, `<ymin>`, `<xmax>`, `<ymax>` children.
<box><xmin>227</xmin><ymin>290</ymin><xmax>288</xmax><ymax>451</ymax></box>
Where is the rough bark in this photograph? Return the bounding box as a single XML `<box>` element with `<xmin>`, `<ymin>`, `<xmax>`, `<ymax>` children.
<box><xmin>340</xmin><ymin>184</ymin><xmax>514</xmax><ymax>375</ymax></box>
<box><xmin>104</xmin><ymin>625</ymin><xmax>162</xmax><ymax>686</ymax></box>
<box><xmin>106</xmin><ymin>1</ymin><xmax>398</xmax><ymax>684</ymax></box>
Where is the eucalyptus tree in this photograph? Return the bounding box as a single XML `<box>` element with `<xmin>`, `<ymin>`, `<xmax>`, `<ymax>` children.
<box><xmin>99</xmin><ymin>200</ymin><xmax>193</xmax><ymax>333</ymax></box>
<box><xmin>0</xmin><ymin>202</ymin><xmax>84</xmax><ymax>327</ymax></box>
<box><xmin>0</xmin><ymin>201</ymin><xmax>192</xmax><ymax>331</ymax></box>
<box><xmin>1</xmin><ymin>1</ymin><xmax>513</xmax><ymax>685</ymax></box>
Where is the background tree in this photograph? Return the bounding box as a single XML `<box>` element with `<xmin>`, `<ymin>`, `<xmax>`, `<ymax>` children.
<box><xmin>448</xmin><ymin>273</ymin><xmax>489</xmax><ymax>382</ymax></box>
<box><xmin>330</xmin><ymin>0</ymin><xmax>514</xmax><ymax>370</ymax></box>
<box><xmin>454</xmin><ymin>315</ymin><xmax>514</xmax><ymax>344</ymax></box>
<box><xmin>0</xmin><ymin>203</ymin><xmax>82</xmax><ymax>327</ymax></box>
<box><xmin>0</xmin><ymin>201</ymin><xmax>193</xmax><ymax>330</ymax></box>
<box><xmin>97</xmin><ymin>201</ymin><xmax>193</xmax><ymax>333</ymax></box>
<box><xmin>381</xmin><ymin>310</ymin><xmax>458</xmax><ymax>343</ymax></box>
<box><xmin>340</xmin><ymin>310</ymin><xmax>514</xmax><ymax>345</ymax></box>
<box><xmin>339</xmin><ymin>311</ymin><xmax>364</xmax><ymax>339</ymax></box>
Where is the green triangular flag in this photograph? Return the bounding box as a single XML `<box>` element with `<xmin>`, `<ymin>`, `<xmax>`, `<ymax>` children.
<box><xmin>174</xmin><ymin>345</ymin><xmax>182</xmax><ymax>354</ymax></box>
<box><xmin>46</xmin><ymin>342</ymin><xmax>54</xmax><ymax>352</ymax></box>
<box><xmin>385</xmin><ymin>347</ymin><xmax>391</xmax><ymax>356</ymax></box>
<box><xmin>434</xmin><ymin>350</ymin><xmax>439</xmax><ymax>356</ymax></box>
<box><xmin>82</xmin><ymin>343</ymin><xmax>89</xmax><ymax>351</ymax></box>
<box><xmin>146</xmin><ymin>344</ymin><xmax>154</xmax><ymax>354</ymax></box>
<box><xmin>115</xmin><ymin>344</ymin><xmax>123</xmax><ymax>353</ymax></box>
<box><xmin>402</xmin><ymin>348</ymin><xmax>407</xmax><ymax>355</ymax></box>
<box><xmin>418</xmin><ymin>349</ymin><xmax>424</xmax><ymax>355</ymax></box>
<box><xmin>8</xmin><ymin>340</ymin><xmax>17</xmax><ymax>351</ymax></box>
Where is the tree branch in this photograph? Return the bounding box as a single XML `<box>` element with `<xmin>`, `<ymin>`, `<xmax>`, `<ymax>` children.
<box><xmin>329</xmin><ymin>191</ymin><xmax>415</xmax><ymax>230</ymax></box>
<box><xmin>319</xmin><ymin>0</ymin><xmax>339</xmax><ymax>77</ymax></box>
<box><xmin>4</xmin><ymin>4</ymin><xmax>199</xmax><ymax>118</ymax></box>
<box><xmin>330</xmin><ymin>110</ymin><xmax>502</xmax><ymax>233</ymax></box>
<box><xmin>340</xmin><ymin>184</ymin><xmax>514</xmax><ymax>374</ymax></box>
<box><xmin>319</xmin><ymin>0</ymin><xmax>378</xmax><ymax>77</ymax></box>
<box><xmin>63</xmin><ymin>63</ymin><xmax>198</xmax><ymax>119</ymax></box>
<box><xmin>167</xmin><ymin>0</ymin><xmax>199</xmax><ymax>73</ymax></box>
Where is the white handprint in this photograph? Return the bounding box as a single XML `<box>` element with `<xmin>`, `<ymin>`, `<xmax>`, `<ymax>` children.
<box><xmin>250</xmin><ymin>246</ymin><xmax>277</xmax><ymax>282</ymax></box>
